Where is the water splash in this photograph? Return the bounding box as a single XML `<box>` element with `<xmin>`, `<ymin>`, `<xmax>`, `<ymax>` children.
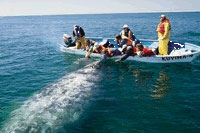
<box><xmin>1</xmin><ymin>62</ymin><xmax>101</xmax><ymax>133</ymax></box>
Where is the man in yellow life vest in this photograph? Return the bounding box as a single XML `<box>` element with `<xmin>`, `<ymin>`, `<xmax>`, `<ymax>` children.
<box><xmin>156</xmin><ymin>14</ymin><xmax>171</xmax><ymax>55</ymax></box>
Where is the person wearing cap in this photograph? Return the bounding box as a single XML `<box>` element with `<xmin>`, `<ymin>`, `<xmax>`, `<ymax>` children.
<box><xmin>119</xmin><ymin>24</ymin><xmax>135</xmax><ymax>47</ymax></box>
<box><xmin>115</xmin><ymin>45</ymin><xmax>137</xmax><ymax>62</ymax></box>
<box><xmin>72</xmin><ymin>25</ymin><xmax>86</xmax><ymax>49</ymax></box>
<box><xmin>85</xmin><ymin>39</ymin><xmax>96</xmax><ymax>51</ymax></box>
<box><xmin>85</xmin><ymin>42</ymin><xmax>105</xmax><ymax>58</ymax></box>
<box><xmin>156</xmin><ymin>14</ymin><xmax>171</xmax><ymax>55</ymax></box>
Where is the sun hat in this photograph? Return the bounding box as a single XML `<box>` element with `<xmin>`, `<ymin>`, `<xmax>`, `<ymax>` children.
<box><xmin>160</xmin><ymin>14</ymin><xmax>166</xmax><ymax>18</ymax></box>
<box><xmin>123</xmin><ymin>24</ymin><xmax>129</xmax><ymax>28</ymax></box>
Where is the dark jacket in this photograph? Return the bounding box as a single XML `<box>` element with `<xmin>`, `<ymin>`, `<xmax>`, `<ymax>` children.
<box><xmin>72</xmin><ymin>26</ymin><xmax>85</xmax><ymax>38</ymax></box>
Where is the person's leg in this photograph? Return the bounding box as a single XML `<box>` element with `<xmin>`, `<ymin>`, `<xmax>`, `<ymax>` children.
<box><xmin>75</xmin><ymin>39</ymin><xmax>81</xmax><ymax>49</ymax></box>
<box><xmin>80</xmin><ymin>36</ymin><xmax>86</xmax><ymax>50</ymax></box>
<box><xmin>159</xmin><ymin>39</ymin><xmax>169</xmax><ymax>55</ymax></box>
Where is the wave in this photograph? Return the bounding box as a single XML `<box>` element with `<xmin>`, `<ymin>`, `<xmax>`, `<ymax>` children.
<box><xmin>1</xmin><ymin>61</ymin><xmax>101</xmax><ymax>132</ymax></box>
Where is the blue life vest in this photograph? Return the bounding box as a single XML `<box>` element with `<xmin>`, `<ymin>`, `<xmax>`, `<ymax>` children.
<box><xmin>122</xmin><ymin>29</ymin><xmax>136</xmax><ymax>41</ymax></box>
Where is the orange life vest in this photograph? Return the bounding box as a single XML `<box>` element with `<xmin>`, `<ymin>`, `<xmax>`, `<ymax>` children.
<box><xmin>159</xmin><ymin>19</ymin><xmax>171</xmax><ymax>34</ymax></box>
<box><xmin>98</xmin><ymin>45</ymin><xmax>104</xmax><ymax>53</ymax></box>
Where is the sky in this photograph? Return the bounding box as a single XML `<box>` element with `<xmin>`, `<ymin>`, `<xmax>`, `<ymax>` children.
<box><xmin>0</xmin><ymin>0</ymin><xmax>200</xmax><ymax>16</ymax></box>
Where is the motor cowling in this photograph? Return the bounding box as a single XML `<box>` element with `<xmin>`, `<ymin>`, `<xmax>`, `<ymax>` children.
<box><xmin>63</xmin><ymin>34</ymin><xmax>73</xmax><ymax>46</ymax></box>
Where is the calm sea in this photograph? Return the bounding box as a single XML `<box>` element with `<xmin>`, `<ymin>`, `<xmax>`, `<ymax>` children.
<box><xmin>0</xmin><ymin>12</ymin><xmax>200</xmax><ymax>133</ymax></box>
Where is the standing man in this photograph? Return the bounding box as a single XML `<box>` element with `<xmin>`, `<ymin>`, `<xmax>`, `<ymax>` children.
<box><xmin>156</xmin><ymin>14</ymin><xmax>171</xmax><ymax>55</ymax></box>
<box><xmin>73</xmin><ymin>25</ymin><xmax>86</xmax><ymax>49</ymax></box>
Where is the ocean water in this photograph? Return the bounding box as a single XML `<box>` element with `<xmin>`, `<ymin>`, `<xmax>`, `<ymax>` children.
<box><xmin>0</xmin><ymin>12</ymin><xmax>200</xmax><ymax>132</ymax></box>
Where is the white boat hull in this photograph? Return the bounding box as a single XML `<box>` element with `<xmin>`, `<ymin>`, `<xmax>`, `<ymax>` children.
<box><xmin>60</xmin><ymin>38</ymin><xmax>200</xmax><ymax>63</ymax></box>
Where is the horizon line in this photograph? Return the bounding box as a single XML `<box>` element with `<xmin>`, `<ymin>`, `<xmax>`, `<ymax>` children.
<box><xmin>1</xmin><ymin>10</ymin><xmax>199</xmax><ymax>17</ymax></box>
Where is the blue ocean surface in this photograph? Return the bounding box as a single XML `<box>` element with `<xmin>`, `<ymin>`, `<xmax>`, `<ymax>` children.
<box><xmin>0</xmin><ymin>12</ymin><xmax>200</xmax><ymax>132</ymax></box>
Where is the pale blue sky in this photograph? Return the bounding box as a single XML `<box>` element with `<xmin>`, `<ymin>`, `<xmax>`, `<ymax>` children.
<box><xmin>0</xmin><ymin>0</ymin><xmax>199</xmax><ymax>16</ymax></box>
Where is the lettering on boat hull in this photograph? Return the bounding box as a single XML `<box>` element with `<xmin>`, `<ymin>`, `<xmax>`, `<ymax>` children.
<box><xmin>162</xmin><ymin>54</ymin><xmax>194</xmax><ymax>61</ymax></box>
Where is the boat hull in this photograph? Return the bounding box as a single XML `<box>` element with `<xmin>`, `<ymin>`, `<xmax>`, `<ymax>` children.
<box><xmin>60</xmin><ymin>38</ymin><xmax>200</xmax><ymax>63</ymax></box>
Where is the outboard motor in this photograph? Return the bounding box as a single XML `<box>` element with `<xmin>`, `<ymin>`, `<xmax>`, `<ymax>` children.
<box><xmin>63</xmin><ymin>34</ymin><xmax>75</xmax><ymax>47</ymax></box>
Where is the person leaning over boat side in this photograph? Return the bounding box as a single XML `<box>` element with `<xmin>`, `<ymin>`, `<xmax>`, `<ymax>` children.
<box><xmin>85</xmin><ymin>39</ymin><xmax>96</xmax><ymax>58</ymax></box>
<box><xmin>115</xmin><ymin>45</ymin><xmax>137</xmax><ymax>62</ymax></box>
<box><xmin>103</xmin><ymin>48</ymin><xmax>121</xmax><ymax>59</ymax></box>
<box><xmin>85</xmin><ymin>42</ymin><xmax>105</xmax><ymax>58</ymax></box>
<box><xmin>85</xmin><ymin>39</ymin><xmax>96</xmax><ymax>52</ymax></box>
<box><xmin>93</xmin><ymin>42</ymin><xmax>105</xmax><ymax>53</ymax></box>
<box><xmin>72</xmin><ymin>25</ymin><xmax>86</xmax><ymax>49</ymax></box>
<box><xmin>156</xmin><ymin>14</ymin><xmax>171</xmax><ymax>55</ymax></box>
<box><xmin>136</xmin><ymin>43</ymin><xmax>155</xmax><ymax>57</ymax></box>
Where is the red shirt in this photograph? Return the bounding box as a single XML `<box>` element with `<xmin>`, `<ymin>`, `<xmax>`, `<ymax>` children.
<box><xmin>143</xmin><ymin>48</ymin><xmax>155</xmax><ymax>56</ymax></box>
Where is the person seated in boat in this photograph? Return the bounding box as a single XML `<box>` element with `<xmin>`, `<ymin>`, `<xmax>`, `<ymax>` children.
<box><xmin>136</xmin><ymin>43</ymin><xmax>156</xmax><ymax>57</ymax></box>
<box><xmin>63</xmin><ymin>34</ymin><xmax>76</xmax><ymax>47</ymax></box>
<box><xmin>72</xmin><ymin>25</ymin><xmax>86</xmax><ymax>49</ymax></box>
<box><xmin>115</xmin><ymin>45</ymin><xmax>137</xmax><ymax>62</ymax></box>
<box><xmin>103</xmin><ymin>48</ymin><xmax>121</xmax><ymax>59</ymax></box>
<box><xmin>119</xmin><ymin>24</ymin><xmax>138</xmax><ymax>47</ymax></box>
<box><xmin>119</xmin><ymin>24</ymin><xmax>133</xmax><ymax>47</ymax></box>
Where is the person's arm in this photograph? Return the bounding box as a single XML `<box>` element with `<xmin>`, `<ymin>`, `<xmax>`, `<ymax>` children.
<box><xmin>121</xmin><ymin>30</ymin><xmax>128</xmax><ymax>40</ymax></box>
<box><xmin>128</xmin><ymin>31</ymin><xmax>132</xmax><ymax>40</ymax></box>
<box><xmin>80</xmin><ymin>27</ymin><xmax>85</xmax><ymax>37</ymax></box>
<box><xmin>72</xmin><ymin>31</ymin><xmax>75</xmax><ymax>37</ymax></box>
<box><xmin>85</xmin><ymin>51</ymin><xmax>91</xmax><ymax>58</ymax></box>
<box><xmin>162</xmin><ymin>22</ymin><xmax>170</xmax><ymax>39</ymax></box>
<box><xmin>115</xmin><ymin>49</ymin><xmax>133</xmax><ymax>62</ymax></box>
<box><xmin>132</xmin><ymin>34</ymin><xmax>137</xmax><ymax>41</ymax></box>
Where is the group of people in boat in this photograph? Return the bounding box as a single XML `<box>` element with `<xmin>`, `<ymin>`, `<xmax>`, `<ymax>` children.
<box><xmin>63</xmin><ymin>14</ymin><xmax>171</xmax><ymax>61</ymax></box>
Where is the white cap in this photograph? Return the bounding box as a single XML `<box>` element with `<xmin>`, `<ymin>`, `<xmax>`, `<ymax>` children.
<box><xmin>122</xmin><ymin>45</ymin><xmax>127</xmax><ymax>49</ymax></box>
<box><xmin>123</xmin><ymin>24</ymin><xmax>129</xmax><ymax>28</ymax></box>
<box><xmin>127</xmin><ymin>46</ymin><xmax>132</xmax><ymax>50</ymax></box>
<box><xmin>160</xmin><ymin>14</ymin><xmax>166</xmax><ymax>18</ymax></box>
<box><xmin>63</xmin><ymin>34</ymin><xmax>70</xmax><ymax>38</ymax></box>
<box><xmin>94</xmin><ymin>42</ymin><xmax>100</xmax><ymax>48</ymax></box>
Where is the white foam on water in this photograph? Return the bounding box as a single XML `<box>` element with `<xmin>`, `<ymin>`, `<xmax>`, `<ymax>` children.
<box><xmin>1</xmin><ymin>62</ymin><xmax>100</xmax><ymax>133</ymax></box>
